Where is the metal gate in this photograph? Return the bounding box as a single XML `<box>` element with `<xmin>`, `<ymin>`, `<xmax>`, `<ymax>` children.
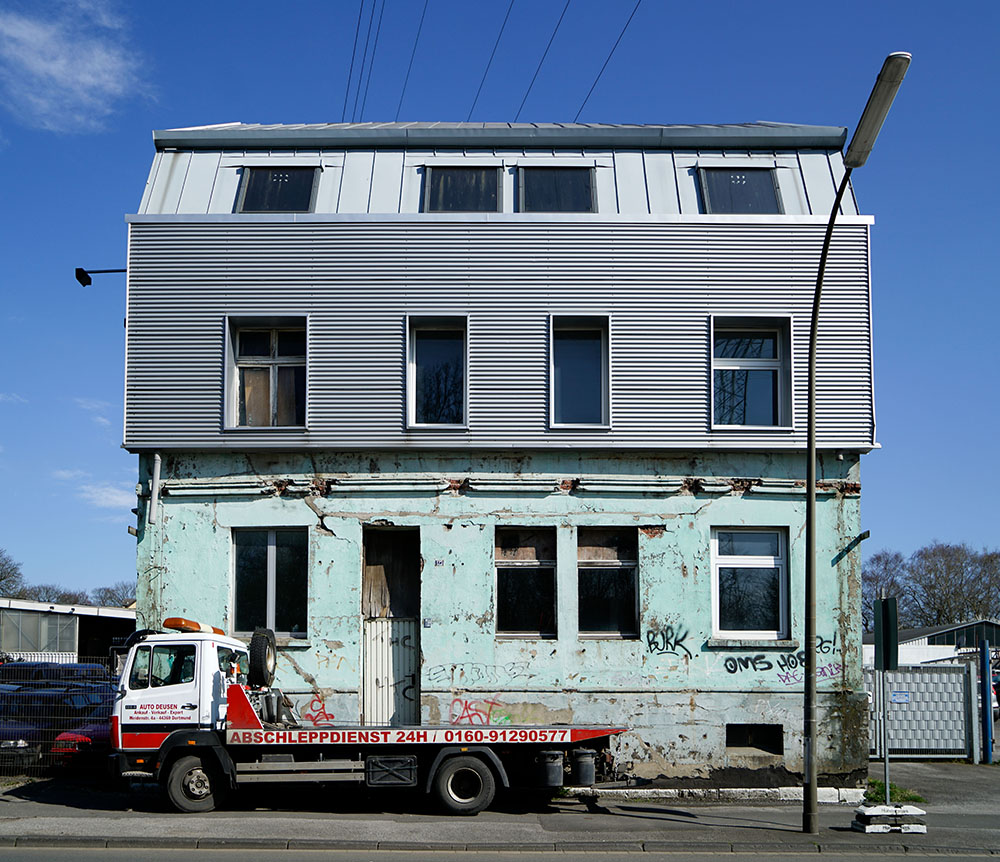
<box><xmin>866</xmin><ymin>663</ymin><xmax>979</xmax><ymax>760</ymax></box>
<box><xmin>362</xmin><ymin>617</ymin><xmax>418</xmax><ymax>726</ymax></box>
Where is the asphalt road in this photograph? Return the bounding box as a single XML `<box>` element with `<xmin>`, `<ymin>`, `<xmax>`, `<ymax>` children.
<box><xmin>0</xmin><ymin>761</ymin><xmax>995</xmax><ymax>857</ymax></box>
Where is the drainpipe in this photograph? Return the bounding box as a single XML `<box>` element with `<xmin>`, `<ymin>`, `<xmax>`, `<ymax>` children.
<box><xmin>148</xmin><ymin>453</ymin><xmax>161</xmax><ymax>524</ymax></box>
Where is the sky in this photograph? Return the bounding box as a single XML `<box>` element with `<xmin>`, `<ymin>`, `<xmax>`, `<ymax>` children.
<box><xmin>0</xmin><ymin>0</ymin><xmax>997</xmax><ymax>594</ymax></box>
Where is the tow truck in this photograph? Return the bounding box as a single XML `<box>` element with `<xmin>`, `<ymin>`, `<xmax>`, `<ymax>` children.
<box><xmin>112</xmin><ymin>619</ymin><xmax>625</xmax><ymax>814</ymax></box>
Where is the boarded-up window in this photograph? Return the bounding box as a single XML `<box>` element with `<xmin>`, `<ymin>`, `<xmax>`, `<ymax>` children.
<box><xmin>495</xmin><ymin>528</ymin><xmax>556</xmax><ymax>637</ymax></box>
<box><xmin>362</xmin><ymin>528</ymin><xmax>420</xmax><ymax>620</ymax></box>
<box><xmin>577</xmin><ymin>528</ymin><xmax>638</xmax><ymax>637</ymax></box>
<box><xmin>235</xmin><ymin>326</ymin><xmax>306</xmax><ymax>427</ymax></box>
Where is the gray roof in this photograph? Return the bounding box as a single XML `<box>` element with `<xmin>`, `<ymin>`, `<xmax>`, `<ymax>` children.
<box><xmin>153</xmin><ymin>121</ymin><xmax>847</xmax><ymax>151</ymax></box>
<box><xmin>862</xmin><ymin>619</ymin><xmax>1000</xmax><ymax>645</ymax></box>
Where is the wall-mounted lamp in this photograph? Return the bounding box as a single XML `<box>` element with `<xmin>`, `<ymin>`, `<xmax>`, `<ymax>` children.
<box><xmin>75</xmin><ymin>267</ymin><xmax>126</xmax><ymax>287</ymax></box>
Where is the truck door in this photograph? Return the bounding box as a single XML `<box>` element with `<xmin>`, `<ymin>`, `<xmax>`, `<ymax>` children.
<box><xmin>120</xmin><ymin>641</ymin><xmax>201</xmax><ymax>749</ymax></box>
<box><xmin>361</xmin><ymin>527</ymin><xmax>420</xmax><ymax>726</ymax></box>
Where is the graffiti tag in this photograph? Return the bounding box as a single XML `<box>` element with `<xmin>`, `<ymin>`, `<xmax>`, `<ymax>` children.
<box><xmin>426</xmin><ymin>661</ymin><xmax>534</xmax><ymax>687</ymax></box>
<box><xmin>777</xmin><ymin>662</ymin><xmax>843</xmax><ymax>686</ymax></box>
<box><xmin>449</xmin><ymin>697</ymin><xmax>513</xmax><ymax>725</ymax></box>
<box><xmin>724</xmin><ymin>654</ymin><xmax>772</xmax><ymax>674</ymax></box>
<box><xmin>646</xmin><ymin>625</ymin><xmax>692</xmax><ymax>659</ymax></box>
<box><xmin>302</xmin><ymin>694</ymin><xmax>335</xmax><ymax>726</ymax></box>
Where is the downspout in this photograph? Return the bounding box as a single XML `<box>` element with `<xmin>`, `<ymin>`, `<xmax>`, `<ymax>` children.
<box><xmin>148</xmin><ymin>453</ymin><xmax>161</xmax><ymax>524</ymax></box>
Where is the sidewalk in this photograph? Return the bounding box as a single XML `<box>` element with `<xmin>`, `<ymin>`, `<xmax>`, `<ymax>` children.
<box><xmin>0</xmin><ymin>761</ymin><xmax>996</xmax><ymax>854</ymax></box>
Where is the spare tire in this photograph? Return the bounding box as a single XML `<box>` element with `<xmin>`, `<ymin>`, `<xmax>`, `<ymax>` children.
<box><xmin>248</xmin><ymin>627</ymin><xmax>277</xmax><ymax>688</ymax></box>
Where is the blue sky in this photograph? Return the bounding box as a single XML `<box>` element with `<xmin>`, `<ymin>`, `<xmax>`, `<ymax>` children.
<box><xmin>0</xmin><ymin>0</ymin><xmax>996</xmax><ymax>594</ymax></box>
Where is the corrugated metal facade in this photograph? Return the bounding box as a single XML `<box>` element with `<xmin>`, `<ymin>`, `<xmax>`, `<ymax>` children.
<box><xmin>124</xmin><ymin>217</ymin><xmax>873</xmax><ymax>451</ymax></box>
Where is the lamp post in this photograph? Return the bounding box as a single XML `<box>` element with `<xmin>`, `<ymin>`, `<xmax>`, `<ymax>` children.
<box><xmin>802</xmin><ymin>52</ymin><xmax>910</xmax><ymax>835</ymax></box>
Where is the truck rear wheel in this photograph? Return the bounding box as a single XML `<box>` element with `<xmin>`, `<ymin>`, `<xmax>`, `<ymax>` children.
<box><xmin>249</xmin><ymin>627</ymin><xmax>277</xmax><ymax>688</ymax></box>
<box><xmin>166</xmin><ymin>755</ymin><xmax>226</xmax><ymax>813</ymax></box>
<box><xmin>433</xmin><ymin>755</ymin><xmax>495</xmax><ymax>815</ymax></box>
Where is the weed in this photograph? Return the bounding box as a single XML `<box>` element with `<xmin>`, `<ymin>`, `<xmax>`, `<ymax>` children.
<box><xmin>864</xmin><ymin>779</ymin><xmax>925</xmax><ymax>804</ymax></box>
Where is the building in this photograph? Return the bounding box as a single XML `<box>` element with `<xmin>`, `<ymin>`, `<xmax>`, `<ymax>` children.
<box><xmin>863</xmin><ymin>619</ymin><xmax>1000</xmax><ymax>667</ymax></box>
<box><xmin>0</xmin><ymin>597</ymin><xmax>135</xmax><ymax>661</ymax></box>
<box><xmin>125</xmin><ymin>121</ymin><xmax>874</xmax><ymax>785</ymax></box>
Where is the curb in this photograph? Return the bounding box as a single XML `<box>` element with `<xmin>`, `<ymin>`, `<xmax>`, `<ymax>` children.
<box><xmin>570</xmin><ymin>786</ymin><xmax>866</xmax><ymax>804</ymax></box>
<box><xmin>3</xmin><ymin>836</ymin><xmax>994</xmax><ymax>854</ymax></box>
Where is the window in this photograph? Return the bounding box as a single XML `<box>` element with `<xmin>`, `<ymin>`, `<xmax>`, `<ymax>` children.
<box><xmin>712</xmin><ymin>318</ymin><xmax>790</xmax><ymax>428</ymax></box>
<box><xmin>230</xmin><ymin>322</ymin><xmax>306</xmax><ymax>427</ymax></box>
<box><xmin>712</xmin><ymin>529</ymin><xmax>788</xmax><ymax>639</ymax></box>
<box><xmin>234</xmin><ymin>529</ymin><xmax>308</xmax><ymax>637</ymax></box>
<box><xmin>408</xmin><ymin>317</ymin><xmax>466</xmax><ymax>427</ymax></box>
<box><xmin>127</xmin><ymin>643</ymin><xmax>196</xmax><ymax>690</ymax></box>
<box><xmin>237</xmin><ymin>167</ymin><xmax>317</xmax><ymax>213</ymax></box>
<box><xmin>699</xmin><ymin>168</ymin><xmax>781</xmax><ymax>214</ymax></box>
<box><xmin>578</xmin><ymin>528</ymin><xmax>638</xmax><ymax>638</ymax></box>
<box><xmin>424</xmin><ymin>167</ymin><xmax>502</xmax><ymax>212</ymax></box>
<box><xmin>495</xmin><ymin>528</ymin><xmax>556</xmax><ymax>638</ymax></box>
<box><xmin>520</xmin><ymin>167</ymin><xmax>595</xmax><ymax>212</ymax></box>
<box><xmin>551</xmin><ymin>316</ymin><xmax>609</xmax><ymax>427</ymax></box>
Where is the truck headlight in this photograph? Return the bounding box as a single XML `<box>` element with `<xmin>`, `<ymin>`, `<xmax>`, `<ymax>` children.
<box><xmin>0</xmin><ymin>739</ymin><xmax>29</xmax><ymax>749</ymax></box>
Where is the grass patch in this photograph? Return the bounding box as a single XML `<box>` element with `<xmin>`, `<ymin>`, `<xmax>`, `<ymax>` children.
<box><xmin>864</xmin><ymin>779</ymin><xmax>925</xmax><ymax>804</ymax></box>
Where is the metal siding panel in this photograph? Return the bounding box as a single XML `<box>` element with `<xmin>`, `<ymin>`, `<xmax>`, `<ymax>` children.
<box><xmin>643</xmin><ymin>152</ymin><xmax>679</xmax><ymax>214</ymax></box>
<box><xmin>338</xmin><ymin>150</ymin><xmax>375</xmax><ymax>213</ymax></box>
<box><xmin>830</xmin><ymin>154</ymin><xmax>860</xmax><ymax>216</ymax></box>
<box><xmin>313</xmin><ymin>166</ymin><xmax>343</xmax><ymax>212</ymax></box>
<box><xmin>177</xmin><ymin>152</ymin><xmax>221</xmax><ymax>213</ymax></box>
<box><xmin>594</xmin><ymin>164</ymin><xmax>617</xmax><ymax>214</ymax></box>
<box><xmin>146</xmin><ymin>152</ymin><xmax>190</xmax><ymax>214</ymax></box>
<box><xmin>125</xmin><ymin>220</ymin><xmax>872</xmax><ymax>450</ymax></box>
<box><xmin>673</xmin><ymin>155</ymin><xmax>701</xmax><ymax>214</ymax></box>
<box><xmin>368</xmin><ymin>150</ymin><xmax>404</xmax><ymax>213</ymax></box>
<box><xmin>613</xmin><ymin>151</ymin><xmax>649</xmax><ymax>215</ymax></box>
<box><xmin>208</xmin><ymin>167</ymin><xmax>240</xmax><ymax>214</ymax></box>
<box><xmin>138</xmin><ymin>153</ymin><xmax>162</xmax><ymax>215</ymax></box>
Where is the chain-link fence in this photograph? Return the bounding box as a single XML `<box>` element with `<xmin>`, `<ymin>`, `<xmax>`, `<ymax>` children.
<box><xmin>0</xmin><ymin>655</ymin><xmax>115</xmax><ymax>775</ymax></box>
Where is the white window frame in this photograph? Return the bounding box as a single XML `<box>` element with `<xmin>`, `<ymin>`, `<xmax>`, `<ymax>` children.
<box><xmin>711</xmin><ymin>527</ymin><xmax>788</xmax><ymax>640</ymax></box>
<box><xmin>232</xmin><ymin>528</ymin><xmax>309</xmax><ymax>638</ymax></box>
<box><xmin>406</xmin><ymin>314</ymin><xmax>469</xmax><ymax>430</ymax></box>
<box><xmin>710</xmin><ymin>315</ymin><xmax>792</xmax><ymax>430</ymax></box>
<box><xmin>224</xmin><ymin>316</ymin><xmax>308</xmax><ymax>430</ymax></box>
<box><xmin>549</xmin><ymin>315</ymin><xmax>611</xmax><ymax>429</ymax></box>
<box><xmin>422</xmin><ymin>166</ymin><xmax>503</xmax><ymax>213</ymax></box>
<box><xmin>235</xmin><ymin>166</ymin><xmax>320</xmax><ymax>213</ymax></box>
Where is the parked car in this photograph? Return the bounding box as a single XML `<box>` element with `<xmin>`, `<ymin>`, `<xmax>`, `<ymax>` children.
<box><xmin>51</xmin><ymin>700</ymin><xmax>112</xmax><ymax>768</ymax></box>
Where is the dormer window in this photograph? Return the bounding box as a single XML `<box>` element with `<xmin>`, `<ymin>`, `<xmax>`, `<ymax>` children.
<box><xmin>237</xmin><ymin>167</ymin><xmax>317</xmax><ymax>213</ymax></box>
<box><xmin>520</xmin><ymin>167</ymin><xmax>595</xmax><ymax>212</ymax></box>
<box><xmin>424</xmin><ymin>167</ymin><xmax>502</xmax><ymax>212</ymax></box>
<box><xmin>699</xmin><ymin>168</ymin><xmax>781</xmax><ymax>215</ymax></box>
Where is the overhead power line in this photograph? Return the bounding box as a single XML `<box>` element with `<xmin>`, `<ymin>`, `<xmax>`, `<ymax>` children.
<box><xmin>514</xmin><ymin>0</ymin><xmax>571</xmax><ymax>122</ymax></box>
<box><xmin>341</xmin><ymin>0</ymin><xmax>365</xmax><ymax>123</ymax></box>
<box><xmin>467</xmin><ymin>0</ymin><xmax>516</xmax><ymax>122</ymax></box>
<box><xmin>396</xmin><ymin>0</ymin><xmax>429</xmax><ymax>122</ymax></box>
<box><xmin>351</xmin><ymin>0</ymin><xmax>378</xmax><ymax>122</ymax></box>
<box><xmin>573</xmin><ymin>0</ymin><xmax>642</xmax><ymax>122</ymax></box>
<box><xmin>359</xmin><ymin>0</ymin><xmax>386</xmax><ymax>121</ymax></box>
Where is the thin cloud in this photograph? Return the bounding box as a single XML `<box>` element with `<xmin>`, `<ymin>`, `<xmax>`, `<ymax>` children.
<box><xmin>78</xmin><ymin>482</ymin><xmax>134</xmax><ymax>508</ymax></box>
<box><xmin>53</xmin><ymin>468</ymin><xmax>90</xmax><ymax>480</ymax></box>
<box><xmin>0</xmin><ymin>1</ymin><xmax>144</xmax><ymax>132</ymax></box>
<box><xmin>74</xmin><ymin>397</ymin><xmax>110</xmax><ymax>412</ymax></box>
<box><xmin>92</xmin><ymin>415</ymin><xmax>112</xmax><ymax>427</ymax></box>
<box><xmin>0</xmin><ymin>393</ymin><xmax>26</xmax><ymax>403</ymax></box>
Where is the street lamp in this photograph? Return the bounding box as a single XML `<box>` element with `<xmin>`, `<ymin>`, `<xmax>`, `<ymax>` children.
<box><xmin>75</xmin><ymin>267</ymin><xmax>126</xmax><ymax>287</ymax></box>
<box><xmin>802</xmin><ymin>51</ymin><xmax>910</xmax><ymax>834</ymax></box>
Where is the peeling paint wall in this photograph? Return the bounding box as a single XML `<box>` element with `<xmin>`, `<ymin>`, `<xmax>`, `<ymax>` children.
<box><xmin>135</xmin><ymin>449</ymin><xmax>865</xmax><ymax>784</ymax></box>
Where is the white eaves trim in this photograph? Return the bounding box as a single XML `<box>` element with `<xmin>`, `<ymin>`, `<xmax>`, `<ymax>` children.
<box><xmin>0</xmin><ymin>597</ymin><xmax>136</xmax><ymax>619</ymax></box>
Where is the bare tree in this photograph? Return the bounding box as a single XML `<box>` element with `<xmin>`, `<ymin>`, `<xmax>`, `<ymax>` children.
<box><xmin>907</xmin><ymin>542</ymin><xmax>985</xmax><ymax>627</ymax></box>
<box><xmin>19</xmin><ymin>583</ymin><xmax>91</xmax><ymax>605</ymax></box>
<box><xmin>0</xmin><ymin>548</ymin><xmax>25</xmax><ymax>597</ymax></box>
<box><xmin>92</xmin><ymin>580</ymin><xmax>137</xmax><ymax>607</ymax></box>
<box><xmin>861</xmin><ymin>549</ymin><xmax>911</xmax><ymax>631</ymax></box>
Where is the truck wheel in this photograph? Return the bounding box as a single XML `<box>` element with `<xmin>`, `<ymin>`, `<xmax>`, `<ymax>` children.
<box><xmin>249</xmin><ymin>627</ymin><xmax>277</xmax><ymax>688</ymax></box>
<box><xmin>166</xmin><ymin>755</ymin><xmax>226</xmax><ymax>813</ymax></box>
<box><xmin>433</xmin><ymin>756</ymin><xmax>495</xmax><ymax>815</ymax></box>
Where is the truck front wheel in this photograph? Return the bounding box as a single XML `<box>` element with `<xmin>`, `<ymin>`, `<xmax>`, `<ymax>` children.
<box><xmin>166</xmin><ymin>755</ymin><xmax>226</xmax><ymax>813</ymax></box>
<box><xmin>432</xmin><ymin>755</ymin><xmax>495</xmax><ymax>815</ymax></box>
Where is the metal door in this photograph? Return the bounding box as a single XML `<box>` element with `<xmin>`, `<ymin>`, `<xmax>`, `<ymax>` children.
<box><xmin>362</xmin><ymin>617</ymin><xmax>418</xmax><ymax>725</ymax></box>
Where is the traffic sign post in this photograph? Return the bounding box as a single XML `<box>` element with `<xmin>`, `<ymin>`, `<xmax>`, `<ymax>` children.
<box><xmin>874</xmin><ymin>598</ymin><xmax>898</xmax><ymax>805</ymax></box>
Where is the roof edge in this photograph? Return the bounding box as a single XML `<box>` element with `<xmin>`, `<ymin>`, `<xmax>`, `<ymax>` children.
<box><xmin>152</xmin><ymin>123</ymin><xmax>848</xmax><ymax>151</ymax></box>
